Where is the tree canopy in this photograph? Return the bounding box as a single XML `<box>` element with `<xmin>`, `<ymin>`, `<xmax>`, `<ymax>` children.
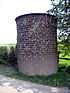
<box><xmin>47</xmin><ymin>0</ymin><xmax>70</xmax><ymax>42</ymax></box>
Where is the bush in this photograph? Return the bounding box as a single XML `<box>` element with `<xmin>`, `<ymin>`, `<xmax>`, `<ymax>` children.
<box><xmin>0</xmin><ymin>59</ymin><xmax>8</xmax><ymax>65</ymax></box>
<box><xmin>0</xmin><ymin>45</ymin><xmax>17</xmax><ymax>67</ymax></box>
<box><xmin>8</xmin><ymin>46</ymin><xmax>17</xmax><ymax>67</ymax></box>
<box><xmin>65</xmin><ymin>66</ymin><xmax>70</xmax><ymax>74</ymax></box>
<box><xmin>58</xmin><ymin>64</ymin><xmax>66</xmax><ymax>72</ymax></box>
<box><xmin>0</xmin><ymin>46</ymin><xmax>8</xmax><ymax>62</ymax></box>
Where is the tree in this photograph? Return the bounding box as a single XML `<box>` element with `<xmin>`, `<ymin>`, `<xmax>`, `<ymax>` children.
<box><xmin>47</xmin><ymin>0</ymin><xmax>70</xmax><ymax>42</ymax></box>
<box><xmin>47</xmin><ymin>0</ymin><xmax>70</xmax><ymax>56</ymax></box>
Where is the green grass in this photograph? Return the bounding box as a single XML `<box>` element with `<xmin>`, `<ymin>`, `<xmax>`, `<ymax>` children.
<box><xmin>0</xmin><ymin>43</ymin><xmax>70</xmax><ymax>88</ymax></box>
<box><xmin>8</xmin><ymin>71</ymin><xmax>70</xmax><ymax>88</ymax></box>
<box><xmin>58</xmin><ymin>43</ymin><xmax>70</xmax><ymax>58</ymax></box>
<box><xmin>0</xmin><ymin>44</ymin><xmax>16</xmax><ymax>46</ymax></box>
<box><xmin>0</xmin><ymin>58</ymin><xmax>70</xmax><ymax>88</ymax></box>
<box><xmin>59</xmin><ymin>58</ymin><xmax>70</xmax><ymax>66</ymax></box>
<box><xmin>8</xmin><ymin>58</ymin><xmax>70</xmax><ymax>88</ymax></box>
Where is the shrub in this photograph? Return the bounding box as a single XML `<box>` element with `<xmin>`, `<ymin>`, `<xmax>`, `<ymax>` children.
<box><xmin>0</xmin><ymin>45</ymin><xmax>17</xmax><ymax>67</ymax></box>
<box><xmin>8</xmin><ymin>46</ymin><xmax>17</xmax><ymax>67</ymax></box>
<box><xmin>58</xmin><ymin>64</ymin><xmax>66</xmax><ymax>72</ymax></box>
<box><xmin>0</xmin><ymin>46</ymin><xmax>8</xmax><ymax>62</ymax></box>
<box><xmin>65</xmin><ymin>66</ymin><xmax>70</xmax><ymax>74</ymax></box>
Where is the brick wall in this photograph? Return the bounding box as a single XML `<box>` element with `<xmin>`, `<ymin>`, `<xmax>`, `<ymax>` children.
<box><xmin>15</xmin><ymin>13</ymin><xmax>57</xmax><ymax>75</ymax></box>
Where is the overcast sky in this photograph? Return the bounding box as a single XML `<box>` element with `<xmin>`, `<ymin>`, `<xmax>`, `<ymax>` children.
<box><xmin>0</xmin><ymin>0</ymin><xmax>52</xmax><ymax>44</ymax></box>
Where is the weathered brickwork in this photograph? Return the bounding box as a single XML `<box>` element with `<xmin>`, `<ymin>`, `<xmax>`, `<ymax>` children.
<box><xmin>15</xmin><ymin>13</ymin><xmax>57</xmax><ymax>75</ymax></box>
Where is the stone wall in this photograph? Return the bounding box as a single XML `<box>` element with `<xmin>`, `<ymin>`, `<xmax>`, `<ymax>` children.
<box><xmin>15</xmin><ymin>13</ymin><xmax>57</xmax><ymax>75</ymax></box>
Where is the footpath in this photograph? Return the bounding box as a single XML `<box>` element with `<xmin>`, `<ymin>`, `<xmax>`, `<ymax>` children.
<box><xmin>0</xmin><ymin>75</ymin><xmax>70</xmax><ymax>93</ymax></box>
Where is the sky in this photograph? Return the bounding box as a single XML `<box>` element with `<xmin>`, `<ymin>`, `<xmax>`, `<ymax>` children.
<box><xmin>0</xmin><ymin>0</ymin><xmax>52</xmax><ymax>44</ymax></box>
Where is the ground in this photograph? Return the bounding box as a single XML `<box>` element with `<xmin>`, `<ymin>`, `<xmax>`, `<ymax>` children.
<box><xmin>0</xmin><ymin>43</ymin><xmax>70</xmax><ymax>92</ymax></box>
<box><xmin>0</xmin><ymin>74</ymin><xmax>70</xmax><ymax>93</ymax></box>
<box><xmin>0</xmin><ymin>65</ymin><xmax>70</xmax><ymax>93</ymax></box>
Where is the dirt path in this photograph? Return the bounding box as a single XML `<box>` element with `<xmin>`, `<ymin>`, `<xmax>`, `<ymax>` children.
<box><xmin>0</xmin><ymin>75</ymin><xmax>70</xmax><ymax>93</ymax></box>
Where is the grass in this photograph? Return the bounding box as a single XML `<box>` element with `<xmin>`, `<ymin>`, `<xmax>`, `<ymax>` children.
<box><xmin>59</xmin><ymin>58</ymin><xmax>70</xmax><ymax>66</ymax></box>
<box><xmin>8</xmin><ymin>71</ymin><xmax>70</xmax><ymax>88</ymax></box>
<box><xmin>0</xmin><ymin>43</ymin><xmax>70</xmax><ymax>88</ymax></box>
<box><xmin>0</xmin><ymin>44</ymin><xmax>16</xmax><ymax>47</ymax></box>
<box><xmin>0</xmin><ymin>58</ymin><xmax>70</xmax><ymax>88</ymax></box>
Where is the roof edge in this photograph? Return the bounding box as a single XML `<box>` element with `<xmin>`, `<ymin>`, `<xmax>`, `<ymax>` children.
<box><xmin>15</xmin><ymin>13</ymin><xmax>57</xmax><ymax>21</ymax></box>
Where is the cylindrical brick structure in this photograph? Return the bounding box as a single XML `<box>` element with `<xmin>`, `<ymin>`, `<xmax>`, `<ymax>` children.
<box><xmin>15</xmin><ymin>13</ymin><xmax>57</xmax><ymax>75</ymax></box>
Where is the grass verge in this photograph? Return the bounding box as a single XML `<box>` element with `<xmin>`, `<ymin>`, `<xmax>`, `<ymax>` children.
<box><xmin>0</xmin><ymin>58</ymin><xmax>70</xmax><ymax>88</ymax></box>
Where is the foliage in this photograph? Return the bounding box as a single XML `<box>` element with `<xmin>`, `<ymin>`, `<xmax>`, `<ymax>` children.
<box><xmin>8</xmin><ymin>46</ymin><xmax>17</xmax><ymax>67</ymax></box>
<box><xmin>0</xmin><ymin>44</ymin><xmax>70</xmax><ymax>88</ymax></box>
<box><xmin>0</xmin><ymin>45</ymin><xmax>17</xmax><ymax>66</ymax></box>
<box><xmin>47</xmin><ymin>0</ymin><xmax>70</xmax><ymax>42</ymax></box>
<box><xmin>0</xmin><ymin>46</ymin><xmax>8</xmax><ymax>61</ymax></box>
<box><xmin>58</xmin><ymin>58</ymin><xmax>70</xmax><ymax>73</ymax></box>
<box><xmin>58</xmin><ymin>41</ymin><xmax>70</xmax><ymax>57</ymax></box>
<box><xmin>0</xmin><ymin>59</ymin><xmax>8</xmax><ymax>65</ymax></box>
